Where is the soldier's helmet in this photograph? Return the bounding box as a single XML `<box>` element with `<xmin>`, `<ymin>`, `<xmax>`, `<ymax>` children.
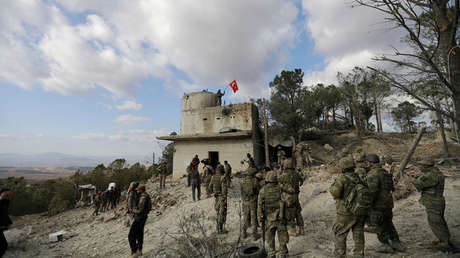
<box><xmin>248</xmin><ymin>167</ymin><xmax>257</xmax><ymax>176</ymax></box>
<box><xmin>417</xmin><ymin>159</ymin><xmax>435</xmax><ymax>166</ymax></box>
<box><xmin>366</xmin><ymin>154</ymin><xmax>380</xmax><ymax>163</ymax></box>
<box><xmin>217</xmin><ymin>164</ymin><xmax>225</xmax><ymax>174</ymax></box>
<box><xmin>338</xmin><ymin>157</ymin><xmax>355</xmax><ymax>170</ymax></box>
<box><xmin>265</xmin><ymin>171</ymin><xmax>278</xmax><ymax>183</ymax></box>
<box><xmin>382</xmin><ymin>155</ymin><xmax>394</xmax><ymax>165</ymax></box>
<box><xmin>283</xmin><ymin>158</ymin><xmax>293</xmax><ymax>169</ymax></box>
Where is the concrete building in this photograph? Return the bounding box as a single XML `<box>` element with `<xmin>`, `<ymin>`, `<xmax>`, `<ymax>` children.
<box><xmin>157</xmin><ymin>91</ymin><xmax>263</xmax><ymax>178</ymax></box>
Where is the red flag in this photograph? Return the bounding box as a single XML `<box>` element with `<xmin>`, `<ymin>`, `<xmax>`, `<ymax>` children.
<box><xmin>228</xmin><ymin>80</ymin><xmax>238</xmax><ymax>93</ymax></box>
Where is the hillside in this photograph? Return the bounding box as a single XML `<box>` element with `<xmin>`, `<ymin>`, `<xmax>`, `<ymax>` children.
<box><xmin>3</xmin><ymin>133</ymin><xmax>460</xmax><ymax>257</ymax></box>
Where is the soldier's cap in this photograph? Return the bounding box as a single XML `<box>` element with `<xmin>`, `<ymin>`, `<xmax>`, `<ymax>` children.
<box><xmin>366</xmin><ymin>154</ymin><xmax>380</xmax><ymax>163</ymax></box>
<box><xmin>338</xmin><ymin>157</ymin><xmax>355</xmax><ymax>170</ymax></box>
<box><xmin>416</xmin><ymin>159</ymin><xmax>434</xmax><ymax>166</ymax></box>
<box><xmin>265</xmin><ymin>170</ymin><xmax>278</xmax><ymax>183</ymax></box>
<box><xmin>217</xmin><ymin>164</ymin><xmax>225</xmax><ymax>174</ymax></box>
<box><xmin>137</xmin><ymin>185</ymin><xmax>146</xmax><ymax>191</ymax></box>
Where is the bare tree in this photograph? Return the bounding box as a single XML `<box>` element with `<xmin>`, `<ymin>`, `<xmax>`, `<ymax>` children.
<box><xmin>354</xmin><ymin>0</ymin><xmax>460</xmax><ymax>127</ymax></box>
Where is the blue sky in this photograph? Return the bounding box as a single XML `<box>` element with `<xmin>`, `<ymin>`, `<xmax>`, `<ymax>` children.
<box><xmin>0</xmin><ymin>0</ymin><xmax>402</xmax><ymax>159</ymax></box>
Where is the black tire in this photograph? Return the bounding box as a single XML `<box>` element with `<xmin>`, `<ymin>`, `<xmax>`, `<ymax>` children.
<box><xmin>238</xmin><ymin>243</ymin><xmax>267</xmax><ymax>258</ymax></box>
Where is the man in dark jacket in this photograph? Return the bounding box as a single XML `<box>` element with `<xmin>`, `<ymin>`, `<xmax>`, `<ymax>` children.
<box><xmin>0</xmin><ymin>189</ymin><xmax>13</xmax><ymax>257</ymax></box>
<box><xmin>128</xmin><ymin>185</ymin><xmax>151</xmax><ymax>257</ymax></box>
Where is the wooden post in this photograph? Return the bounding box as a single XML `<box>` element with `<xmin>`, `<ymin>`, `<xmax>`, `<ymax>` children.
<box><xmin>397</xmin><ymin>127</ymin><xmax>426</xmax><ymax>179</ymax></box>
<box><xmin>263</xmin><ymin>99</ymin><xmax>270</xmax><ymax>167</ymax></box>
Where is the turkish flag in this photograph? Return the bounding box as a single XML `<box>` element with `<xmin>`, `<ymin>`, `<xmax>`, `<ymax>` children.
<box><xmin>229</xmin><ymin>80</ymin><xmax>238</xmax><ymax>93</ymax></box>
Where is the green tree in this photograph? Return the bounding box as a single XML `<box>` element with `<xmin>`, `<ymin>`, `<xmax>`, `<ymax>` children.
<box><xmin>269</xmin><ymin>69</ymin><xmax>310</xmax><ymax>142</ymax></box>
<box><xmin>391</xmin><ymin>101</ymin><xmax>422</xmax><ymax>133</ymax></box>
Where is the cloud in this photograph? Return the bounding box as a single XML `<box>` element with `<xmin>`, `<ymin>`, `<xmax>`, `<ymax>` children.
<box><xmin>114</xmin><ymin>114</ymin><xmax>150</xmax><ymax>124</ymax></box>
<box><xmin>72</xmin><ymin>133</ymin><xmax>106</xmax><ymax>140</ymax></box>
<box><xmin>301</xmin><ymin>0</ymin><xmax>406</xmax><ymax>85</ymax></box>
<box><xmin>1</xmin><ymin>0</ymin><xmax>300</xmax><ymax>98</ymax></box>
<box><xmin>116</xmin><ymin>100</ymin><xmax>142</xmax><ymax>111</ymax></box>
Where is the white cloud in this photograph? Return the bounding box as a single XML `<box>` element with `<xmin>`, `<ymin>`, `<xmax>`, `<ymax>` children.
<box><xmin>72</xmin><ymin>133</ymin><xmax>106</xmax><ymax>140</ymax></box>
<box><xmin>116</xmin><ymin>100</ymin><xmax>143</xmax><ymax>111</ymax></box>
<box><xmin>1</xmin><ymin>0</ymin><xmax>300</xmax><ymax>98</ymax></box>
<box><xmin>115</xmin><ymin>114</ymin><xmax>150</xmax><ymax>124</ymax></box>
<box><xmin>301</xmin><ymin>0</ymin><xmax>406</xmax><ymax>85</ymax></box>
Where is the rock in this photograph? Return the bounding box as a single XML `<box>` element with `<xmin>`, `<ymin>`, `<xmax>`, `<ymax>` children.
<box><xmin>312</xmin><ymin>188</ymin><xmax>327</xmax><ymax>196</ymax></box>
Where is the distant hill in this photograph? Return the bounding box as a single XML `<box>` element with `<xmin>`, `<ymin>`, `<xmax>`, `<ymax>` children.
<box><xmin>0</xmin><ymin>153</ymin><xmax>151</xmax><ymax>167</ymax></box>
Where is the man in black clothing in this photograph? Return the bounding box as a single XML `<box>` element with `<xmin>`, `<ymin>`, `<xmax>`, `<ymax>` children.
<box><xmin>0</xmin><ymin>189</ymin><xmax>13</xmax><ymax>257</ymax></box>
<box><xmin>128</xmin><ymin>185</ymin><xmax>151</xmax><ymax>257</ymax></box>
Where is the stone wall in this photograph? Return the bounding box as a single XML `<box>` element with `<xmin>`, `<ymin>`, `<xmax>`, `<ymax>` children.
<box><xmin>172</xmin><ymin>138</ymin><xmax>254</xmax><ymax>178</ymax></box>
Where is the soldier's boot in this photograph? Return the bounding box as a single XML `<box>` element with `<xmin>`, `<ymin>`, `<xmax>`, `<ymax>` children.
<box><xmin>376</xmin><ymin>243</ymin><xmax>394</xmax><ymax>253</ymax></box>
<box><xmin>131</xmin><ymin>252</ymin><xmax>139</xmax><ymax>258</ymax></box>
<box><xmin>288</xmin><ymin>227</ymin><xmax>297</xmax><ymax>237</ymax></box>
<box><xmin>221</xmin><ymin>224</ymin><xmax>229</xmax><ymax>234</ymax></box>
<box><xmin>242</xmin><ymin>229</ymin><xmax>248</xmax><ymax>239</ymax></box>
<box><xmin>390</xmin><ymin>240</ymin><xmax>407</xmax><ymax>252</ymax></box>
<box><xmin>137</xmin><ymin>249</ymin><xmax>143</xmax><ymax>256</ymax></box>
<box><xmin>252</xmin><ymin>230</ymin><xmax>260</xmax><ymax>241</ymax></box>
<box><xmin>437</xmin><ymin>241</ymin><xmax>457</xmax><ymax>252</ymax></box>
<box><xmin>298</xmin><ymin>226</ymin><xmax>305</xmax><ymax>235</ymax></box>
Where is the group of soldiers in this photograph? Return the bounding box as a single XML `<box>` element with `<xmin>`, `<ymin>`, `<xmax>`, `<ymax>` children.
<box><xmin>92</xmin><ymin>184</ymin><xmax>121</xmax><ymax>216</ymax></box>
<box><xmin>330</xmin><ymin>152</ymin><xmax>455</xmax><ymax>257</ymax></box>
<box><xmin>190</xmin><ymin>149</ymin><xmax>455</xmax><ymax>258</ymax></box>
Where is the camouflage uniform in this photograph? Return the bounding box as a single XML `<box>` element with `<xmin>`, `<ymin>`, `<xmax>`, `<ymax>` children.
<box><xmin>190</xmin><ymin>163</ymin><xmax>201</xmax><ymax>201</ymax></box>
<box><xmin>159</xmin><ymin>163</ymin><xmax>167</xmax><ymax>189</ymax></box>
<box><xmin>93</xmin><ymin>192</ymin><xmax>101</xmax><ymax>216</ymax></box>
<box><xmin>241</xmin><ymin>167</ymin><xmax>260</xmax><ymax>239</ymax></box>
<box><xmin>277</xmin><ymin>148</ymin><xmax>286</xmax><ymax>166</ymax></box>
<box><xmin>258</xmin><ymin>171</ymin><xmax>288</xmax><ymax>258</ymax></box>
<box><xmin>224</xmin><ymin>161</ymin><xmax>232</xmax><ymax>188</ymax></box>
<box><xmin>354</xmin><ymin>152</ymin><xmax>368</xmax><ymax>183</ymax></box>
<box><xmin>208</xmin><ymin>165</ymin><xmax>228</xmax><ymax>233</ymax></box>
<box><xmin>278</xmin><ymin>159</ymin><xmax>304</xmax><ymax>236</ymax></box>
<box><xmin>366</xmin><ymin>154</ymin><xmax>404</xmax><ymax>253</ymax></box>
<box><xmin>203</xmin><ymin>164</ymin><xmax>215</xmax><ymax>197</ymax></box>
<box><xmin>329</xmin><ymin>157</ymin><xmax>365</xmax><ymax>258</ymax></box>
<box><xmin>412</xmin><ymin>160</ymin><xmax>452</xmax><ymax>249</ymax></box>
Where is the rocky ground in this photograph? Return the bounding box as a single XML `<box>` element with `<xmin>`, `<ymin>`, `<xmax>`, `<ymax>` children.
<box><xmin>3</xmin><ymin>134</ymin><xmax>460</xmax><ymax>257</ymax></box>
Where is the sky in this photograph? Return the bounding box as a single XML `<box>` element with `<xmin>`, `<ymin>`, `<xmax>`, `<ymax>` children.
<box><xmin>0</xmin><ymin>0</ymin><xmax>405</xmax><ymax>160</ymax></box>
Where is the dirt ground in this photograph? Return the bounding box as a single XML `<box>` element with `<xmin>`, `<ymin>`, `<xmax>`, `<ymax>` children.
<box><xmin>4</xmin><ymin>134</ymin><xmax>460</xmax><ymax>257</ymax></box>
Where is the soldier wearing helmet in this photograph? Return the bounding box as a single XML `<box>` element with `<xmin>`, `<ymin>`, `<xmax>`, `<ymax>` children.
<box><xmin>366</xmin><ymin>154</ymin><xmax>405</xmax><ymax>253</ymax></box>
<box><xmin>208</xmin><ymin>164</ymin><xmax>228</xmax><ymax>234</ymax></box>
<box><xmin>354</xmin><ymin>148</ymin><xmax>368</xmax><ymax>183</ymax></box>
<box><xmin>278</xmin><ymin>158</ymin><xmax>305</xmax><ymax>237</ymax></box>
<box><xmin>412</xmin><ymin>159</ymin><xmax>455</xmax><ymax>252</ymax></box>
<box><xmin>329</xmin><ymin>157</ymin><xmax>365</xmax><ymax>257</ymax></box>
<box><xmin>258</xmin><ymin>170</ymin><xmax>289</xmax><ymax>258</ymax></box>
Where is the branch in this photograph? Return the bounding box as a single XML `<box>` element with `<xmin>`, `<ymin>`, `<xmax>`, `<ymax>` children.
<box><xmin>452</xmin><ymin>0</ymin><xmax>460</xmax><ymax>46</ymax></box>
<box><xmin>376</xmin><ymin>56</ymin><xmax>436</xmax><ymax>73</ymax></box>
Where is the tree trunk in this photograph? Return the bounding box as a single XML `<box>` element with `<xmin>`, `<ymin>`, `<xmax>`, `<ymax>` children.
<box><xmin>397</xmin><ymin>127</ymin><xmax>426</xmax><ymax>180</ymax></box>
<box><xmin>377</xmin><ymin>102</ymin><xmax>383</xmax><ymax>132</ymax></box>
<box><xmin>351</xmin><ymin>96</ymin><xmax>361</xmax><ymax>138</ymax></box>
<box><xmin>263</xmin><ymin>99</ymin><xmax>270</xmax><ymax>167</ymax></box>
<box><xmin>435</xmin><ymin>100</ymin><xmax>449</xmax><ymax>156</ymax></box>
<box><xmin>451</xmin><ymin>47</ymin><xmax>460</xmax><ymax>131</ymax></box>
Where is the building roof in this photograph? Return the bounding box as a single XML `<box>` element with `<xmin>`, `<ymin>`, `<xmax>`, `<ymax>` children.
<box><xmin>157</xmin><ymin>130</ymin><xmax>252</xmax><ymax>141</ymax></box>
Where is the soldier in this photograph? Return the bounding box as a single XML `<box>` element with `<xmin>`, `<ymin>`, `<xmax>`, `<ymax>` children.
<box><xmin>224</xmin><ymin>160</ymin><xmax>232</xmax><ymax>188</ymax></box>
<box><xmin>216</xmin><ymin>89</ymin><xmax>225</xmax><ymax>105</ymax></box>
<box><xmin>278</xmin><ymin>159</ymin><xmax>305</xmax><ymax>237</ymax></box>
<box><xmin>158</xmin><ymin>162</ymin><xmax>167</xmax><ymax>189</ymax></box>
<box><xmin>258</xmin><ymin>170</ymin><xmax>289</xmax><ymax>258</ymax></box>
<box><xmin>207</xmin><ymin>165</ymin><xmax>228</xmax><ymax>234</ymax></box>
<box><xmin>188</xmin><ymin>155</ymin><xmax>200</xmax><ymax>187</ymax></box>
<box><xmin>353</xmin><ymin>151</ymin><xmax>368</xmax><ymax>183</ymax></box>
<box><xmin>247</xmin><ymin>153</ymin><xmax>256</xmax><ymax>168</ymax></box>
<box><xmin>128</xmin><ymin>185</ymin><xmax>151</xmax><ymax>258</ymax></box>
<box><xmin>126</xmin><ymin>182</ymin><xmax>139</xmax><ymax>226</ymax></box>
<box><xmin>329</xmin><ymin>157</ymin><xmax>366</xmax><ymax>258</ymax></box>
<box><xmin>203</xmin><ymin>160</ymin><xmax>215</xmax><ymax>198</ymax></box>
<box><xmin>0</xmin><ymin>189</ymin><xmax>13</xmax><ymax>257</ymax></box>
<box><xmin>412</xmin><ymin>159</ymin><xmax>455</xmax><ymax>252</ymax></box>
<box><xmin>366</xmin><ymin>154</ymin><xmax>406</xmax><ymax>253</ymax></box>
<box><xmin>92</xmin><ymin>191</ymin><xmax>102</xmax><ymax>216</ymax></box>
<box><xmin>277</xmin><ymin>146</ymin><xmax>286</xmax><ymax>166</ymax></box>
<box><xmin>190</xmin><ymin>161</ymin><xmax>201</xmax><ymax>201</ymax></box>
<box><xmin>241</xmin><ymin>167</ymin><xmax>260</xmax><ymax>240</ymax></box>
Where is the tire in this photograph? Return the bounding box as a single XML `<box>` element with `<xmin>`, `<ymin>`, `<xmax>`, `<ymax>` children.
<box><xmin>238</xmin><ymin>243</ymin><xmax>267</xmax><ymax>258</ymax></box>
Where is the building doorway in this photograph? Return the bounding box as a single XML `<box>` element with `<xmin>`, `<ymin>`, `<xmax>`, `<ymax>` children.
<box><xmin>208</xmin><ymin>151</ymin><xmax>219</xmax><ymax>169</ymax></box>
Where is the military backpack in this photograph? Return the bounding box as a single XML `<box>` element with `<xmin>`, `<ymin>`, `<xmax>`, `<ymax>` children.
<box><xmin>241</xmin><ymin>177</ymin><xmax>257</xmax><ymax>200</ymax></box>
<box><xmin>264</xmin><ymin>184</ymin><xmax>281</xmax><ymax>213</ymax></box>
<box><xmin>211</xmin><ymin>175</ymin><xmax>222</xmax><ymax>194</ymax></box>
<box><xmin>345</xmin><ymin>175</ymin><xmax>372</xmax><ymax>216</ymax></box>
